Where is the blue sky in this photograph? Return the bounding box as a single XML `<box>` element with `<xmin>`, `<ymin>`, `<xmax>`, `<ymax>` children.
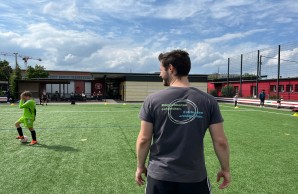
<box><xmin>0</xmin><ymin>0</ymin><xmax>298</xmax><ymax>74</ymax></box>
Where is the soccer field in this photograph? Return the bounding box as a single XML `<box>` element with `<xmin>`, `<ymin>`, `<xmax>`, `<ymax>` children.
<box><xmin>0</xmin><ymin>103</ymin><xmax>297</xmax><ymax>194</ymax></box>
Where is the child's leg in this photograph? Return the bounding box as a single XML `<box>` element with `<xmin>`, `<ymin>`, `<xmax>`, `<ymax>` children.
<box><xmin>28</xmin><ymin>128</ymin><xmax>37</xmax><ymax>141</ymax></box>
<box><xmin>15</xmin><ymin>121</ymin><xmax>24</xmax><ymax>138</ymax></box>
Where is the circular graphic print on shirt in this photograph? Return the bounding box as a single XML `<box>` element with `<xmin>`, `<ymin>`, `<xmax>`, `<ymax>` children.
<box><xmin>167</xmin><ymin>98</ymin><xmax>199</xmax><ymax>124</ymax></box>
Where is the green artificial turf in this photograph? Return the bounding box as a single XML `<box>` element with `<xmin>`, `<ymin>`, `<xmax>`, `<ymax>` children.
<box><xmin>0</xmin><ymin>102</ymin><xmax>297</xmax><ymax>194</ymax></box>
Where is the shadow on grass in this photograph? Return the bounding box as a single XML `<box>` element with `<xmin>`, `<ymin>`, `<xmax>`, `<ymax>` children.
<box><xmin>22</xmin><ymin>143</ymin><xmax>79</xmax><ymax>152</ymax></box>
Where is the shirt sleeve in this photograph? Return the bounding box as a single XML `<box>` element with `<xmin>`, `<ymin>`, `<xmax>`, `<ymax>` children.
<box><xmin>19</xmin><ymin>100</ymin><xmax>25</xmax><ymax>109</ymax></box>
<box><xmin>139</xmin><ymin>96</ymin><xmax>153</xmax><ymax>123</ymax></box>
<box><xmin>209</xmin><ymin>98</ymin><xmax>224</xmax><ymax>125</ymax></box>
<box><xmin>19</xmin><ymin>100</ymin><xmax>33</xmax><ymax>109</ymax></box>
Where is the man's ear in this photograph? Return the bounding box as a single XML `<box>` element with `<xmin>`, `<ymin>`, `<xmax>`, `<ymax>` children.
<box><xmin>169</xmin><ymin>64</ymin><xmax>174</xmax><ymax>72</ymax></box>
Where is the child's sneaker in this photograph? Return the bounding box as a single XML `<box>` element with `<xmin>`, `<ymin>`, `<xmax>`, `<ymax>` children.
<box><xmin>29</xmin><ymin>140</ymin><xmax>38</xmax><ymax>145</ymax></box>
<box><xmin>16</xmin><ymin>136</ymin><xmax>24</xmax><ymax>139</ymax></box>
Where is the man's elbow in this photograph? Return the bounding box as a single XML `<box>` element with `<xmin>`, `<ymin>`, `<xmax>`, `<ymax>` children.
<box><xmin>214</xmin><ymin>137</ymin><xmax>229</xmax><ymax>149</ymax></box>
<box><xmin>138</xmin><ymin>137</ymin><xmax>151</xmax><ymax>145</ymax></box>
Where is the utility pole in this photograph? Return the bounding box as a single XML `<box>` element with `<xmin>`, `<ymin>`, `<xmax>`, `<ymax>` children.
<box><xmin>277</xmin><ymin>45</ymin><xmax>281</xmax><ymax>99</ymax></box>
<box><xmin>256</xmin><ymin>50</ymin><xmax>260</xmax><ymax>97</ymax></box>
<box><xmin>259</xmin><ymin>55</ymin><xmax>262</xmax><ymax>79</ymax></box>
<box><xmin>240</xmin><ymin>54</ymin><xmax>243</xmax><ymax>97</ymax></box>
<box><xmin>13</xmin><ymin>52</ymin><xmax>18</xmax><ymax>69</ymax></box>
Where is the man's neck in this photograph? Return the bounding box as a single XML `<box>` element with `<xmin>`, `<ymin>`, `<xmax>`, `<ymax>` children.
<box><xmin>170</xmin><ymin>76</ymin><xmax>190</xmax><ymax>87</ymax></box>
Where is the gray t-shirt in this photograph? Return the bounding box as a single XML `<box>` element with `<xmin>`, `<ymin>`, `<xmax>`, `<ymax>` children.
<box><xmin>139</xmin><ymin>87</ymin><xmax>223</xmax><ymax>183</ymax></box>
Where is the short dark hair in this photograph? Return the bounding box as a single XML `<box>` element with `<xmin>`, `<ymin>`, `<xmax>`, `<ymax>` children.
<box><xmin>158</xmin><ymin>50</ymin><xmax>191</xmax><ymax>77</ymax></box>
<box><xmin>21</xmin><ymin>91</ymin><xmax>32</xmax><ymax>97</ymax></box>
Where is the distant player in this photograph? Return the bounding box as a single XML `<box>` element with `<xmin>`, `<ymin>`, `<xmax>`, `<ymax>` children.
<box><xmin>277</xmin><ymin>97</ymin><xmax>282</xmax><ymax>109</ymax></box>
<box><xmin>259</xmin><ymin>90</ymin><xmax>266</xmax><ymax>107</ymax></box>
<box><xmin>233</xmin><ymin>93</ymin><xmax>239</xmax><ymax>108</ymax></box>
<box><xmin>15</xmin><ymin>91</ymin><xmax>38</xmax><ymax>145</ymax></box>
<box><xmin>41</xmin><ymin>90</ymin><xmax>48</xmax><ymax>106</ymax></box>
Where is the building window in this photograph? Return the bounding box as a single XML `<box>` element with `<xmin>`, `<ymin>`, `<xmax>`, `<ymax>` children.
<box><xmin>278</xmin><ymin>85</ymin><xmax>284</xmax><ymax>92</ymax></box>
<box><xmin>251</xmin><ymin>86</ymin><xmax>256</xmax><ymax>97</ymax></box>
<box><xmin>270</xmin><ymin>85</ymin><xmax>276</xmax><ymax>92</ymax></box>
<box><xmin>295</xmin><ymin>85</ymin><xmax>298</xmax><ymax>92</ymax></box>
<box><xmin>286</xmin><ymin>85</ymin><xmax>293</xmax><ymax>92</ymax></box>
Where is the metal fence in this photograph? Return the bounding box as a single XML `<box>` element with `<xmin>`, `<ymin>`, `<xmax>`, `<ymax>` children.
<box><xmin>225</xmin><ymin>41</ymin><xmax>298</xmax><ymax>99</ymax></box>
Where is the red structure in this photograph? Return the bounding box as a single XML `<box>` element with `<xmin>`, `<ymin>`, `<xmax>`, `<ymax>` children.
<box><xmin>208</xmin><ymin>78</ymin><xmax>298</xmax><ymax>101</ymax></box>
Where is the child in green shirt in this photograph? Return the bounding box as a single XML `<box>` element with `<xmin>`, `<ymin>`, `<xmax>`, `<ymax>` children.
<box><xmin>15</xmin><ymin>91</ymin><xmax>37</xmax><ymax>145</ymax></box>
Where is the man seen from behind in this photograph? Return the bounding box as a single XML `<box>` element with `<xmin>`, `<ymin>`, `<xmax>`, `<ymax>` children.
<box><xmin>135</xmin><ymin>50</ymin><xmax>231</xmax><ymax>194</ymax></box>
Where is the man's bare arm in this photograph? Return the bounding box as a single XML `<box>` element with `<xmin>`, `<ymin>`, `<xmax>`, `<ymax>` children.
<box><xmin>209</xmin><ymin>122</ymin><xmax>231</xmax><ymax>189</ymax></box>
<box><xmin>135</xmin><ymin>120</ymin><xmax>153</xmax><ymax>186</ymax></box>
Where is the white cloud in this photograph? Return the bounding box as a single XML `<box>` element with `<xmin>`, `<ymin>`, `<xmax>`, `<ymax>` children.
<box><xmin>153</xmin><ymin>0</ymin><xmax>203</xmax><ymax>20</ymax></box>
<box><xmin>64</xmin><ymin>54</ymin><xmax>76</xmax><ymax>61</ymax></box>
<box><xmin>1</xmin><ymin>0</ymin><xmax>298</xmax><ymax>76</ymax></box>
<box><xmin>43</xmin><ymin>1</ymin><xmax>78</xmax><ymax>21</ymax></box>
<box><xmin>204</xmin><ymin>29</ymin><xmax>267</xmax><ymax>44</ymax></box>
<box><xmin>264</xmin><ymin>48</ymin><xmax>298</xmax><ymax>66</ymax></box>
<box><xmin>275</xmin><ymin>17</ymin><xmax>293</xmax><ymax>24</ymax></box>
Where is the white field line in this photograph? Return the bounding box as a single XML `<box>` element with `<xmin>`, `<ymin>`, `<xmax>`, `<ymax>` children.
<box><xmin>0</xmin><ymin>105</ymin><xmax>294</xmax><ymax>117</ymax></box>
<box><xmin>220</xmin><ymin>104</ymin><xmax>295</xmax><ymax>117</ymax></box>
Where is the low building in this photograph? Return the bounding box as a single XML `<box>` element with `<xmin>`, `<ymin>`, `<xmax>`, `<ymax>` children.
<box><xmin>208</xmin><ymin>77</ymin><xmax>298</xmax><ymax>101</ymax></box>
<box><xmin>18</xmin><ymin>70</ymin><xmax>208</xmax><ymax>102</ymax></box>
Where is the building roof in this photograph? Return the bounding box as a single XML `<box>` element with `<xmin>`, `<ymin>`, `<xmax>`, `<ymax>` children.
<box><xmin>91</xmin><ymin>72</ymin><xmax>207</xmax><ymax>82</ymax></box>
<box><xmin>209</xmin><ymin>76</ymin><xmax>298</xmax><ymax>84</ymax></box>
<box><xmin>18</xmin><ymin>79</ymin><xmax>70</xmax><ymax>84</ymax></box>
<box><xmin>21</xmin><ymin>69</ymin><xmax>208</xmax><ymax>82</ymax></box>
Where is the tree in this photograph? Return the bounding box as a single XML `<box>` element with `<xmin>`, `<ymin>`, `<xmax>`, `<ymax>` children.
<box><xmin>221</xmin><ymin>85</ymin><xmax>234</xmax><ymax>97</ymax></box>
<box><xmin>208</xmin><ymin>73</ymin><xmax>220</xmax><ymax>80</ymax></box>
<box><xmin>26</xmin><ymin>65</ymin><xmax>49</xmax><ymax>79</ymax></box>
<box><xmin>0</xmin><ymin>60</ymin><xmax>12</xmax><ymax>80</ymax></box>
<box><xmin>242</xmin><ymin>73</ymin><xmax>257</xmax><ymax>78</ymax></box>
<box><xmin>9</xmin><ymin>64</ymin><xmax>22</xmax><ymax>100</ymax></box>
<box><xmin>209</xmin><ymin>89</ymin><xmax>218</xmax><ymax>97</ymax></box>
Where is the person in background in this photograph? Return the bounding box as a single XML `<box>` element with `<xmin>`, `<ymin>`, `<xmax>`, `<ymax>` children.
<box><xmin>277</xmin><ymin>96</ymin><xmax>283</xmax><ymax>109</ymax></box>
<box><xmin>233</xmin><ymin>93</ymin><xmax>239</xmax><ymax>108</ymax></box>
<box><xmin>259</xmin><ymin>90</ymin><xmax>266</xmax><ymax>107</ymax></box>
<box><xmin>41</xmin><ymin>90</ymin><xmax>48</xmax><ymax>106</ymax></box>
<box><xmin>97</xmin><ymin>91</ymin><xmax>103</xmax><ymax>101</ymax></box>
<box><xmin>81</xmin><ymin>91</ymin><xmax>86</xmax><ymax>101</ymax></box>
<box><xmin>54</xmin><ymin>91</ymin><xmax>59</xmax><ymax>101</ymax></box>
<box><xmin>6</xmin><ymin>89</ymin><xmax>10</xmax><ymax>103</ymax></box>
<box><xmin>92</xmin><ymin>91</ymin><xmax>97</xmax><ymax>100</ymax></box>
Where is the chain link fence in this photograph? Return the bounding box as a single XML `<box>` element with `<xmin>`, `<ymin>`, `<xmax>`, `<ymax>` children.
<box><xmin>216</xmin><ymin>41</ymin><xmax>298</xmax><ymax>100</ymax></box>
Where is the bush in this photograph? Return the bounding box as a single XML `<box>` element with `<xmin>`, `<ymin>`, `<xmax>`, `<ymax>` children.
<box><xmin>209</xmin><ymin>89</ymin><xmax>218</xmax><ymax>97</ymax></box>
<box><xmin>221</xmin><ymin>85</ymin><xmax>234</xmax><ymax>97</ymax></box>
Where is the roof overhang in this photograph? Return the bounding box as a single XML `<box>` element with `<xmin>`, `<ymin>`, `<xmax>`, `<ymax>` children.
<box><xmin>18</xmin><ymin>79</ymin><xmax>70</xmax><ymax>84</ymax></box>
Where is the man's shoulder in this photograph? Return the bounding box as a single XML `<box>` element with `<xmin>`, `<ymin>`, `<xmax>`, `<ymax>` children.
<box><xmin>145</xmin><ymin>87</ymin><xmax>215</xmax><ymax>103</ymax></box>
<box><xmin>146</xmin><ymin>88</ymin><xmax>170</xmax><ymax>98</ymax></box>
